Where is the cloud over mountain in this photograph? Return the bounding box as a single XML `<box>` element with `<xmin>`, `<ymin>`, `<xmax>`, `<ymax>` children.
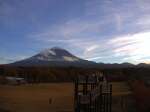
<box><xmin>1</xmin><ymin>0</ymin><xmax>150</xmax><ymax>64</ymax></box>
<box><xmin>10</xmin><ymin>47</ymin><xmax>96</xmax><ymax>67</ymax></box>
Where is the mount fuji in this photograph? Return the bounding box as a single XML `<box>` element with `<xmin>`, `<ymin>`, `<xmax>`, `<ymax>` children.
<box><xmin>10</xmin><ymin>47</ymin><xmax>97</xmax><ymax>67</ymax></box>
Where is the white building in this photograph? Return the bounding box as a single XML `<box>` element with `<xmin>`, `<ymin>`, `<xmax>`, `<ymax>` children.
<box><xmin>5</xmin><ymin>76</ymin><xmax>26</xmax><ymax>85</ymax></box>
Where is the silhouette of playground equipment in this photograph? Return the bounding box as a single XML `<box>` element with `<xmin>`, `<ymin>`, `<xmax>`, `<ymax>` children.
<box><xmin>74</xmin><ymin>73</ymin><xmax>112</xmax><ymax>112</ymax></box>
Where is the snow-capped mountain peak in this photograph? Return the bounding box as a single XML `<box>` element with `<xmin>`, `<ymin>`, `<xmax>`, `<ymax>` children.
<box><xmin>30</xmin><ymin>47</ymin><xmax>80</xmax><ymax>61</ymax></box>
<box><xmin>41</xmin><ymin>49</ymin><xmax>56</xmax><ymax>56</ymax></box>
<box><xmin>10</xmin><ymin>47</ymin><xmax>96</xmax><ymax>67</ymax></box>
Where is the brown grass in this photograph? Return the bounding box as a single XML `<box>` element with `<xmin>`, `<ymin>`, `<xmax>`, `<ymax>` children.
<box><xmin>0</xmin><ymin>83</ymin><xmax>74</xmax><ymax>112</ymax></box>
<box><xmin>0</xmin><ymin>82</ymin><xmax>133</xmax><ymax>112</ymax></box>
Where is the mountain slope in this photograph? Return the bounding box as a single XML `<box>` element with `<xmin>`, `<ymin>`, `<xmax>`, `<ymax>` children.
<box><xmin>10</xmin><ymin>47</ymin><xmax>97</xmax><ymax>67</ymax></box>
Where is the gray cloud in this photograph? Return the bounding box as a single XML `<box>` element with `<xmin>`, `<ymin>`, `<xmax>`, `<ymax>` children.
<box><xmin>16</xmin><ymin>0</ymin><xmax>150</xmax><ymax>63</ymax></box>
<box><xmin>0</xmin><ymin>57</ymin><xmax>14</xmax><ymax>64</ymax></box>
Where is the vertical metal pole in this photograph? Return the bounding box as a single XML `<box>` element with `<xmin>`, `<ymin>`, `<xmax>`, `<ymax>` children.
<box><xmin>100</xmin><ymin>85</ymin><xmax>102</xmax><ymax>112</ymax></box>
<box><xmin>109</xmin><ymin>84</ymin><xmax>112</xmax><ymax>112</ymax></box>
<box><xmin>75</xmin><ymin>76</ymin><xmax>79</xmax><ymax>112</ymax></box>
<box><xmin>85</xmin><ymin>75</ymin><xmax>88</xmax><ymax>94</ymax></box>
<box><xmin>90</xmin><ymin>93</ymin><xmax>91</xmax><ymax>112</ymax></box>
<box><xmin>78</xmin><ymin>95</ymin><xmax>80</xmax><ymax>112</ymax></box>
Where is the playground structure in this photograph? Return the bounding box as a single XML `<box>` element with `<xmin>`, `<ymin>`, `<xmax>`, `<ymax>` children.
<box><xmin>74</xmin><ymin>73</ymin><xmax>112</xmax><ymax>112</ymax></box>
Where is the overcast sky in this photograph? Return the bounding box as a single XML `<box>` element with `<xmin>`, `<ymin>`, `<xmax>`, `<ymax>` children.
<box><xmin>0</xmin><ymin>0</ymin><xmax>150</xmax><ymax>64</ymax></box>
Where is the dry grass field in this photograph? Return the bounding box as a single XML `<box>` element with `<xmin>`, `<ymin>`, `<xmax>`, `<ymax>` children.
<box><xmin>0</xmin><ymin>83</ymin><xmax>74</xmax><ymax>112</ymax></box>
<box><xmin>110</xmin><ymin>82</ymin><xmax>135</xmax><ymax>112</ymax></box>
<box><xmin>0</xmin><ymin>82</ymin><xmax>134</xmax><ymax>112</ymax></box>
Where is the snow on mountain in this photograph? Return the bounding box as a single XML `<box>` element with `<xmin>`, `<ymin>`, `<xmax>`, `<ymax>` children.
<box><xmin>30</xmin><ymin>47</ymin><xmax>80</xmax><ymax>62</ymax></box>
<box><xmin>63</xmin><ymin>56</ymin><xmax>79</xmax><ymax>62</ymax></box>
<box><xmin>10</xmin><ymin>47</ymin><xmax>96</xmax><ymax>67</ymax></box>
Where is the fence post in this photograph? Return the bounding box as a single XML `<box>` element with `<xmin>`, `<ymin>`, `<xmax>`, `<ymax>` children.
<box><xmin>109</xmin><ymin>84</ymin><xmax>112</xmax><ymax>112</ymax></box>
<box><xmin>74</xmin><ymin>76</ymin><xmax>79</xmax><ymax>112</ymax></box>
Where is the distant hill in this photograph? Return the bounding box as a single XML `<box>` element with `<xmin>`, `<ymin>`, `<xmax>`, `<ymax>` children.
<box><xmin>100</xmin><ymin>63</ymin><xmax>150</xmax><ymax>69</ymax></box>
<box><xmin>4</xmin><ymin>47</ymin><xmax>150</xmax><ymax>69</ymax></box>
<box><xmin>9</xmin><ymin>47</ymin><xmax>97</xmax><ymax>67</ymax></box>
<box><xmin>97</xmin><ymin>62</ymin><xmax>135</xmax><ymax>69</ymax></box>
<box><xmin>137</xmin><ymin>63</ymin><xmax>150</xmax><ymax>68</ymax></box>
<box><xmin>1</xmin><ymin>48</ymin><xmax>150</xmax><ymax>82</ymax></box>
